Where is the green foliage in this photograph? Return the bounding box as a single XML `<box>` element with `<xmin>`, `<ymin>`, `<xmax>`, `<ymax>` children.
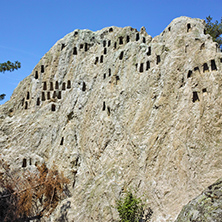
<box><xmin>0</xmin><ymin>94</ymin><xmax>6</xmax><ymax>101</ymax></box>
<box><xmin>116</xmin><ymin>190</ymin><xmax>152</xmax><ymax>222</ymax></box>
<box><xmin>0</xmin><ymin>61</ymin><xmax>21</xmax><ymax>73</ymax></box>
<box><xmin>0</xmin><ymin>61</ymin><xmax>21</xmax><ymax>101</ymax></box>
<box><xmin>205</xmin><ymin>16</ymin><xmax>222</xmax><ymax>49</ymax></box>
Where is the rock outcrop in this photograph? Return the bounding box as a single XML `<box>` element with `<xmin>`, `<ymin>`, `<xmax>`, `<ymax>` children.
<box><xmin>175</xmin><ymin>178</ymin><xmax>222</xmax><ymax>221</ymax></box>
<box><xmin>0</xmin><ymin>16</ymin><xmax>222</xmax><ymax>221</ymax></box>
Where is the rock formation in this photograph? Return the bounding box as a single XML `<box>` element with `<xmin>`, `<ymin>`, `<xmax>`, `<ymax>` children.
<box><xmin>0</xmin><ymin>16</ymin><xmax>222</xmax><ymax>221</ymax></box>
<box><xmin>175</xmin><ymin>178</ymin><xmax>222</xmax><ymax>221</ymax></box>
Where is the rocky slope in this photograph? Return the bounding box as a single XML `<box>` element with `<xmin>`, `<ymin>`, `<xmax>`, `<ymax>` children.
<box><xmin>0</xmin><ymin>16</ymin><xmax>222</xmax><ymax>221</ymax></box>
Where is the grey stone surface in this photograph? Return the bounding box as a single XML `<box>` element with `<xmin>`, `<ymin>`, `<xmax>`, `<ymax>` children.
<box><xmin>0</xmin><ymin>16</ymin><xmax>222</xmax><ymax>221</ymax></box>
<box><xmin>175</xmin><ymin>178</ymin><xmax>222</xmax><ymax>222</ymax></box>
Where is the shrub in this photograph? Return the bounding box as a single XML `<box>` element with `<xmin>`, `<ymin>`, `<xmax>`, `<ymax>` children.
<box><xmin>0</xmin><ymin>159</ymin><xmax>69</xmax><ymax>222</ymax></box>
<box><xmin>116</xmin><ymin>190</ymin><xmax>152</xmax><ymax>222</ymax></box>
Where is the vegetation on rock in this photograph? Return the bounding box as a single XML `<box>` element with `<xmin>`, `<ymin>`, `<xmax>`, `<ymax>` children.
<box><xmin>0</xmin><ymin>158</ymin><xmax>69</xmax><ymax>222</ymax></box>
<box><xmin>116</xmin><ymin>190</ymin><xmax>152</xmax><ymax>222</ymax></box>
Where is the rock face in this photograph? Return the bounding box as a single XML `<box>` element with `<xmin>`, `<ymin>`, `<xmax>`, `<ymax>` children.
<box><xmin>175</xmin><ymin>178</ymin><xmax>222</xmax><ymax>222</ymax></box>
<box><xmin>0</xmin><ymin>16</ymin><xmax>222</xmax><ymax>221</ymax></box>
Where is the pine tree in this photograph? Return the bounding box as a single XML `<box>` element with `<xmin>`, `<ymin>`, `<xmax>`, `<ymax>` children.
<box><xmin>0</xmin><ymin>61</ymin><xmax>21</xmax><ymax>101</ymax></box>
<box><xmin>205</xmin><ymin>16</ymin><xmax>222</xmax><ymax>49</ymax></box>
<box><xmin>0</xmin><ymin>61</ymin><xmax>21</xmax><ymax>73</ymax></box>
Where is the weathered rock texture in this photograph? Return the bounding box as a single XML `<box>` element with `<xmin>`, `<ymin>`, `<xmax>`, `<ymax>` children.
<box><xmin>0</xmin><ymin>16</ymin><xmax>222</xmax><ymax>221</ymax></box>
<box><xmin>175</xmin><ymin>178</ymin><xmax>222</xmax><ymax>221</ymax></box>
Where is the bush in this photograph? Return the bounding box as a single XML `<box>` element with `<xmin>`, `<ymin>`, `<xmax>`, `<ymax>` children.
<box><xmin>0</xmin><ymin>159</ymin><xmax>69</xmax><ymax>222</ymax></box>
<box><xmin>116</xmin><ymin>190</ymin><xmax>152</xmax><ymax>222</ymax></box>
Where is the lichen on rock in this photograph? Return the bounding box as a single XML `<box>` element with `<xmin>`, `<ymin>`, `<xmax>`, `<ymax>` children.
<box><xmin>175</xmin><ymin>178</ymin><xmax>222</xmax><ymax>222</ymax></box>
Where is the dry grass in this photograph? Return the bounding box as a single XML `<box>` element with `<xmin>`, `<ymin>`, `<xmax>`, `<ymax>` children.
<box><xmin>0</xmin><ymin>159</ymin><xmax>69</xmax><ymax>222</ymax></box>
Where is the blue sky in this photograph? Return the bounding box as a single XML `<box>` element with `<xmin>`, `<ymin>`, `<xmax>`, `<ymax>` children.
<box><xmin>0</xmin><ymin>0</ymin><xmax>221</xmax><ymax>105</ymax></box>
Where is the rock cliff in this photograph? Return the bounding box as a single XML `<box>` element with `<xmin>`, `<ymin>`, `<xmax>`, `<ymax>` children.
<box><xmin>0</xmin><ymin>16</ymin><xmax>222</xmax><ymax>221</ymax></box>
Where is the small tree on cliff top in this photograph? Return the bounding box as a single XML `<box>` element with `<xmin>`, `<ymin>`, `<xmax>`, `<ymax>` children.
<box><xmin>205</xmin><ymin>16</ymin><xmax>222</xmax><ymax>49</ymax></box>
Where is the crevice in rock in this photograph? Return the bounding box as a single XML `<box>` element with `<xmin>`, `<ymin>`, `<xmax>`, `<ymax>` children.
<box><xmin>84</xmin><ymin>43</ymin><xmax>88</xmax><ymax>52</ymax></box>
<box><xmin>126</xmin><ymin>35</ymin><xmax>130</xmax><ymax>43</ymax></box>
<box><xmin>60</xmin><ymin>137</ymin><xmax>64</xmax><ymax>145</ymax></box>
<box><xmin>116</xmin><ymin>75</ymin><xmax>120</xmax><ymax>84</ymax></box>
<box><xmin>187</xmin><ymin>23</ymin><xmax>191</xmax><ymax>32</ymax></box>
<box><xmin>51</xmin><ymin>104</ymin><xmax>56</xmax><ymax>111</ymax></box>
<box><xmin>147</xmin><ymin>47</ymin><xmax>151</xmax><ymax>56</ymax></box>
<box><xmin>100</xmin><ymin>55</ymin><xmax>103</xmax><ymax>63</ymax></box>
<box><xmin>142</xmin><ymin>37</ymin><xmax>146</xmax><ymax>43</ymax></box>
<box><xmin>192</xmin><ymin>91</ymin><xmax>200</xmax><ymax>102</ymax></box>
<box><xmin>55</xmin><ymin>81</ymin><xmax>59</xmax><ymax>89</ymax></box>
<box><xmin>136</xmin><ymin>33</ymin><xmax>139</xmax><ymax>41</ymax></box>
<box><xmin>25</xmin><ymin>101</ymin><xmax>28</xmax><ymax>109</ymax></box>
<box><xmin>194</xmin><ymin>67</ymin><xmax>200</xmax><ymax>73</ymax></box>
<box><xmin>67</xmin><ymin>80</ymin><xmax>71</xmax><ymax>89</ymax></box>
<box><xmin>61</xmin><ymin>43</ymin><xmax>65</xmax><ymax>51</ymax></box>
<box><xmin>22</xmin><ymin>158</ymin><xmax>27</xmax><ymax>167</ymax></box>
<box><xmin>107</xmin><ymin>106</ymin><xmax>111</xmax><ymax>116</ymax></box>
<box><xmin>102</xmin><ymin>101</ymin><xmax>106</xmax><ymax>111</ymax></box>
<box><xmin>52</xmin><ymin>91</ymin><xmax>56</xmax><ymax>99</ymax></box>
<box><xmin>73</xmin><ymin>47</ymin><xmax>77</xmax><ymax>55</ymax></box>
<box><xmin>43</xmin><ymin>82</ymin><xmax>47</xmax><ymax>90</ymax></box>
<box><xmin>139</xmin><ymin>63</ymin><xmax>144</xmax><ymax>72</ymax></box>
<box><xmin>26</xmin><ymin>92</ymin><xmax>30</xmax><ymax>100</ymax></box>
<box><xmin>200</xmin><ymin>43</ymin><xmax>205</xmax><ymax>50</ymax></box>
<box><xmin>202</xmin><ymin>88</ymin><xmax>207</xmax><ymax>93</ymax></box>
<box><xmin>157</xmin><ymin>55</ymin><xmax>161</xmax><ymax>64</ymax></box>
<box><xmin>21</xmin><ymin>98</ymin><xmax>25</xmax><ymax>106</ymax></box>
<box><xmin>82</xmin><ymin>82</ymin><xmax>86</xmax><ymax>91</ymax></box>
<box><xmin>119</xmin><ymin>51</ymin><xmax>124</xmax><ymax>60</ymax></box>
<box><xmin>146</xmin><ymin>61</ymin><xmax>150</xmax><ymax>70</ymax></box>
<box><xmin>41</xmin><ymin>65</ymin><xmax>44</xmax><ymax>73</ymax></box>
<box><xmin>203</xmin><ymin>63</ymin><xmax>209</xmax><ymax>72</ymax></box>
<box><xmin>35</xmin><ymin>71</ymin><xmax>38</xmax><ymax>79</ymax></box>
<box><xmin>47</xmin><ymin>92</ymin><xmax>50</xmax><ymax>100</ymax></box>
<box><xmin>67</xmin><ymin>111</ymin><xmax>74</xmax><ymax>121</ymax></box>
<box><xmin>119</xmin><ymin>36</ymin><xmax>123</xmax><ymax>45</ymax></box>
<box><xmin>50</xmin><ymin>82</ymin><xmax>54</xmax><ymax>91</ymax></box>
<box><xmin>58</xmin><ymin>91</ymin><xmax>62</xmax><ymax>99</ymax></box>
<box><xmin>94</xmin><ymin>57</ymin><xmax>99</xmax><ymax>65</ymax></box>
<box><xmin>114</xmin><ymin>42</ymin><xmax>117</xmax><ymax>49</ymax></box>
<box><xmin>211</xmin><ymin>59</ymin><xmax>217</xmax><ymax>71</ymax></box>
<box><xmin>42</xmin><ymin>92</ymin><xmax>46</xmax><ymax>101</ymax></box>
<box><xmin>62</xmin><ymin>82</ymin><xmax>66</xmax><ymax>90</ymax></box>
<box><xmin>187</xmin><ymin>70</ymin><xmax>192</xmax><ymax>78</ymax></box>
<box><xmin>36</xmin><ymin>97</ymin><xmax>40</xmax><ymax>106</ymax></box>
